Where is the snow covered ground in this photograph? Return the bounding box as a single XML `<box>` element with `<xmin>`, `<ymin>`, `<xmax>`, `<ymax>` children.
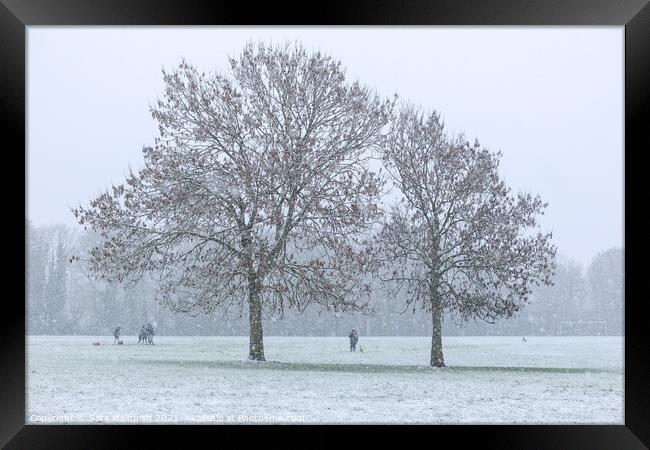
<box><xmin>26</xmin><ymin>335</ymin><xmax>623</xmax><ymax>424</ymax></box>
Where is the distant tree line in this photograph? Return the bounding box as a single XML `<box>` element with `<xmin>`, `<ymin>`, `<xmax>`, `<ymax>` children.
<box><xmin>26</xmin><ymin>222</ymin><xmax>623</xmax><ymax>337</ymax></box>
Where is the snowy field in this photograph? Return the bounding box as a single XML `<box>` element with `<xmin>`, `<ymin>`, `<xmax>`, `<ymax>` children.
<box><xmin>26</xmin><ymin>335</ymin><xmax>623</xmax><ymax>424</ymax></box>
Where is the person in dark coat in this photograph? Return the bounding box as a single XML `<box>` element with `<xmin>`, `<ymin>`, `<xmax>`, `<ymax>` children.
<box><xmin>349</xmin><ymin>329</ymin><xmax>359</xmax><ymax>352</ymax></box>
<box><xmin>138</xmin><ymin>326</ymin><xmax>147</xmax><ymax>344</ymax></box>
<box><xmin>146</xmin><ymin>323</ymin><xmax>155</xmax><ymax>344</ymax></box>
<box><xmin>113</xmin><ymin>326</ymin><xmax>121</xmax><ymax>345</ymax></box>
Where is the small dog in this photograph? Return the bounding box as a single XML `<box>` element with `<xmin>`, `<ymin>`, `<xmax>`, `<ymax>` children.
<box><xmin>117</xmin><ymin>340</ymin><xmax>124</xmax><ymax>345</ymax></box>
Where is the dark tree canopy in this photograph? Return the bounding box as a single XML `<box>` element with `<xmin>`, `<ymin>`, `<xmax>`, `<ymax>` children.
<box><xmin>377</xmin><ymin>107</ymin><xmax>556</xmax><ymax>366</ymax></box>
<box><xmin>74</xmin><ymin>42</ymin><xmax>394</xmax><ymax>360</ymax></box>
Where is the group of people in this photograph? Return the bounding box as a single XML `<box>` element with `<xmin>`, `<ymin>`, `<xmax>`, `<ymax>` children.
<box><xmin>138</xmin><ymin>323</ymin><xmax>155</xmax><ymax>344</ymax></box>
<box><xmin>111</xmin><ymin>324</ymin><xmax>155</xmax><ymax>345</ymax></box>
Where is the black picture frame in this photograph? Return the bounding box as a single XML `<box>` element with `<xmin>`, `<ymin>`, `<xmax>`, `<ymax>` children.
<box><xmin>3</xmin><ymin>0</ymin><xmax>647</xmax><ymax>448</ymax></box>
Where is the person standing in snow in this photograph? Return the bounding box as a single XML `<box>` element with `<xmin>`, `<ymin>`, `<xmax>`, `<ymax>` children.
<box><xmin>138</xmin><ymin>326</ymin><xmax>147</xmax><ymax>344</ymax></box>
<box><xmin>113</xmin><ymin>326</ymin><xmax>121</xmax><ymax>345</ymax></box>
<box><xmin>349</xmin><ymin>329</ymin><xmax>359</xmax><ymax>352</ymax></box>
<box><xmin>146</xmin><ymin>323</ymin><xmax>155</xmax><ymax>344</ymax></box>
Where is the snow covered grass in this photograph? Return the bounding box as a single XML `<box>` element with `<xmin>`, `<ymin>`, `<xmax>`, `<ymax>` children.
<box><xmin>26</xmin><ymin>335</ymin><xmax>623</xmax><ymax>424</ymax></box>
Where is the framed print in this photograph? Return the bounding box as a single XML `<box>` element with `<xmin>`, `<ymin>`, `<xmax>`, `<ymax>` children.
<box><xmin>2</xmin><ymin>0</ymin><xmax>648</xmax><ymax>448</ymax></box>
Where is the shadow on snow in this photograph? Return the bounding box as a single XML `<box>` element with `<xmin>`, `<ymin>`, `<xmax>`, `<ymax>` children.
<box><xmin>139</xmin><ymin>359</ymin><xmax>619</xmax><ymax>375</ymax></box>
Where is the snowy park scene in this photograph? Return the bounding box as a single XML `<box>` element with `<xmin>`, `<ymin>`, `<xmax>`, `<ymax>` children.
<box><xmin>27</xmin><ymin>335</ymin><xmax>622</xmax><ymax>424</ymax></box>
<box><xmin>26</xmin><ymin>27</ymin><xmax>623</xmax><ymax>424</ymax></box>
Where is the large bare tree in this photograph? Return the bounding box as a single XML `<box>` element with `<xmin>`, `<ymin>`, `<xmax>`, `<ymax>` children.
<box><xmin>377</xmin><ymin>107</ymin><xmax>556</xmax><ymax>366</ymax></box>
<box><xmin>73</xmin><ymin>42</ymin><xmax>393</xmax><ymax>360</ymax></box>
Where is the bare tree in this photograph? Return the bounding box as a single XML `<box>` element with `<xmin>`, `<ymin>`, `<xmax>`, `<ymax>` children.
<box><xmin>377</xmin><ymin>107</ymin><xmax>556</xmax><ymax>366</ymax></box>
<box><xmin>48</xmin><ymin>224</ymin><xmax>77</xmax><ymax>333</ymax></box>
<box><xmin>26</xmin><ymin>223</ymin><xmax>76</xmax><ymax>334</ymax></box>
<box><xmin>73</xmin><ymin>42</ymin><xmax>393</xmax><ymax>360</ymax></box>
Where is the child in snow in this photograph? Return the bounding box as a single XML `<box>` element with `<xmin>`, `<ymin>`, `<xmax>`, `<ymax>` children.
<box><xmin>113</xmin><ymin>326</ymin><xmax>121</xmax><ymax>345</ymax></box>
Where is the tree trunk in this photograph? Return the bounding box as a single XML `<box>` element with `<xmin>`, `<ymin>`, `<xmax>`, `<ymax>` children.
<box><xmin>248</xmin><ymin>281</ymin><xmax>265</xmax><ymax>361</ymax></box>
<box><xmin>430</xmin><ymin>298</ymin><xmax>445</xmax><ymax>367</ymax></box>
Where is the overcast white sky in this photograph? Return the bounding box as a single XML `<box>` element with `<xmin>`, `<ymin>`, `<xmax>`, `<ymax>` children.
<box><xmin>27</xmin><ymin>27</ymin><xmax>623</xmax><ymax>267</ymax></box>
